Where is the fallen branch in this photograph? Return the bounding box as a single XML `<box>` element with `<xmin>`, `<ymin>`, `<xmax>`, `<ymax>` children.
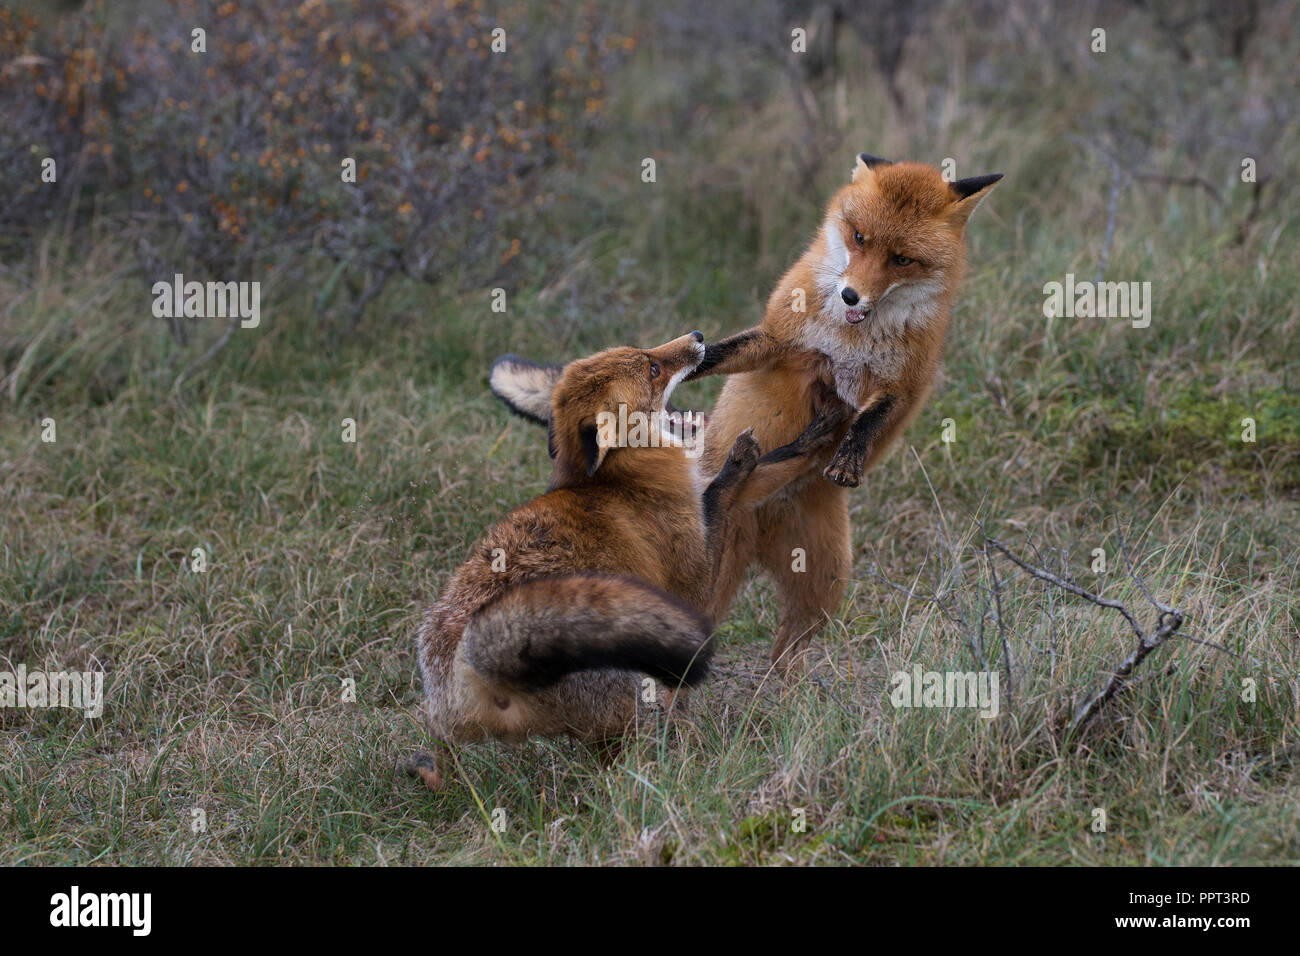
<box><xmin>982</xmin><ymin>538</ymin><xmax>1015</xmax><ymax>710</ymax></box>
<box><xmin>984</xmin><ymin>535</ymin><xmax>1184</xmax><ymax>738</ymax></box>
<box><xmin>1066</xmin><ymin>607</ymin><xmax>1184</xmax><ymax>734</ymax></box>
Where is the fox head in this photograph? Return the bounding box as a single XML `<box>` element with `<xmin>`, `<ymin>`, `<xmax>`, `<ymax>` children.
<box><xmin>810</xmin><ymin>153</ymin><xmax>1002</xmax><ymax>332</ymax></box>
<box><xmin>548</xmin><ymin>331</ymin><xmax>705</xmax><ymax>483</ymax></box>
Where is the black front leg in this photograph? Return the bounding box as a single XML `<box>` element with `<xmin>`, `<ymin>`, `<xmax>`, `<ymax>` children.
<box><xmin>701</xmin><ymin>430</ymin><xmax>761</xmax><ymax>541</ymax></box>
<box><xmin>755</xmin><ymin>394</ymin><xmax>854</xmax><ymax>465</ymax></box>
<box><xmin>705</xmin><ymin>398</ymin><xmax>853</xmax><ymax>537</ymax></box>
<box><xmin>686</xmin><ymin>329</ymin><xmax>777</xmax><ymax>381</ymax></box>
<box><xmin>823</xmin><ymin>395</ymin><xmax>897</xmax><ymax>488</ymax></box>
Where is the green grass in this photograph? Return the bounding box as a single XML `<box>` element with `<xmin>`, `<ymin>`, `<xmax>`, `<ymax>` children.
<box><xmin>2</xmin><ymin>3</ymin><xmax>1299</xmax><ymax>865</ymax></box>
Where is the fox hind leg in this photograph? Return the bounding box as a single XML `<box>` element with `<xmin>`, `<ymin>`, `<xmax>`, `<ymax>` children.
<box><xmin>404</xmin><ymin>744</ymin><xmax>451</xmax><ymax>792</ymax></box>
<box><xmin>706</xmin><ymin>505</ymin><xmax>758</xmax><ymax>625</ymax></box>
<box><xmin>755</xmin><ymin>482</ymin><xmax>851</xmax><ymax>678</ymax></box>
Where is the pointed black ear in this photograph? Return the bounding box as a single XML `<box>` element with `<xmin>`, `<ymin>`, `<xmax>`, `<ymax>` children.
<box><xmin>853</xmin><ymin>152</ymin><xmax>893</xmax><ymax>182</ymax></box>
<box><xmin>580</xmin><ymin>422</ymin><xmax>602</xmax><ymax>476</ymax></box>
<box><xmin>950</xmin><ymin>173</ymin><xmax>1004</xmax><ymax>200</ymax></box>
<box><xmin>547</xmin><ymin>418</ymin><xmax>558</xmax><ymax>460</ymax></box>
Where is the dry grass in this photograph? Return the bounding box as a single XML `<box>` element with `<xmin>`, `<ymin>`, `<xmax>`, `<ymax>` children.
<box><xmin>1</xmin><ymin>0</ymin><xmax>1298</xmax><ymax>865</ymax></box>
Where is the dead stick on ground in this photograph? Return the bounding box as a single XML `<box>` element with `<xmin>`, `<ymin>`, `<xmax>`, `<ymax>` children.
<box><xmin>983</xmin><ymin>535</ymin><xmax>1184</xmax><ymax>738</ymax></box>
<box><xmin>983</xmin><ymin>537</ymin><xmax>1015</xmax><ymax>711</ymax></box>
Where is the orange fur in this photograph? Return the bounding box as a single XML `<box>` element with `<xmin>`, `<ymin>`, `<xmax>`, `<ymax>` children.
<box><xmin>483</xmin><ymin>155</ymin><xmax>1002</xmax><ymax>680</ymax></box>
<box><xmin>416</xmin><ymin>332</ymin><xmax>841</xmax><ymax>787</ymax></box>
<box><xmin>693</xmin><ymin>155</ymin><xmax>1002</xmax><ymax>673</ymax></box>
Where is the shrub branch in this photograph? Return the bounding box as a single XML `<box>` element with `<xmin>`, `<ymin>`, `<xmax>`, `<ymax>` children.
<box><xmin>983</xmin><ymin>535</ymin><xmax>1184</xmax><ymax>737</ymax></box>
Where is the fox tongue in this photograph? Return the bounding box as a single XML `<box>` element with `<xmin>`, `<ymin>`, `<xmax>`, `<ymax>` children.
<box><xmin>845</xmin><ymin>309</ymin><xmax>865</xmax><ymax>324</ymax></box>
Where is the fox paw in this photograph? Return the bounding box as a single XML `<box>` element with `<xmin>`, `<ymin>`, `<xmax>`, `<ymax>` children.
<box><xmin>402</xmin><ymin>750</ymin><xmax>445</xmax><ymax>791</ymax></box>
<box><xmin>725</xmin><ymin>428</ymin><xmax>761</xmax><ymax>473</ymax></box>
<box><xmin>800</xmin><ymin>407</ymin><xmax>853</xmax><ymax>450</ymax></box>
<box><xmin>823</xmin><ymin>453</ymin><xmax>863</xmax><ymax>487</ymax></box>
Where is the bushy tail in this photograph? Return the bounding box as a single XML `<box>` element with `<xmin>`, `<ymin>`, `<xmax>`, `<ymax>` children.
<box><xmin>462</xmin><ymin>574</ymin><xmax>713</xmax><ymax>691</ymax></box>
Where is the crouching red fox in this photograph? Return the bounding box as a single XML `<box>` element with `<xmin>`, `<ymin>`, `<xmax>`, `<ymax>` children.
<box><xmin>412</xmin><ymin>332</ymin><xmax>848</xmax><ymax>788</ymax></box>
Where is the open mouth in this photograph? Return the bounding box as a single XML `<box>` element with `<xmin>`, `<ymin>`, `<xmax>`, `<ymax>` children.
<box><xmin>663</xmin><ymin>355</ymin><xmax>699</xmax><ymax>407</ymax></box>
<box><xmin>845</xmin><ymin>308</ymin><xmax>867</xmax><ymax>324</ymax></box>
<box><xmin>661</xmin><ymin>337</ymin><xmax>706</xmax><ymax>410</ymax></box>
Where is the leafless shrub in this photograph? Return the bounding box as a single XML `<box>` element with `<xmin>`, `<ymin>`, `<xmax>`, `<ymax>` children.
<box><xmin>0</xmin><ymin>0</ymin><xmax>631</xmax><ymax>331</ymax></box>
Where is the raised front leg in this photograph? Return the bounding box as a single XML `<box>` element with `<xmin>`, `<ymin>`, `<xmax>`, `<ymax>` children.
<box><xmin>823</xmin><ymin>392</ymin><xmax>898</xmax><ymax>488</ymax></box>
<box><xmin>686</xmin><ymin>327</ymin><xmax>782</xmax><ymax>380</ymax></box>
<box><xmin>702</xmin><ymin>396</ymin><xmax>852</xmax><ymax>590</ymax></box>
<box><xmin>702</xmin><ymin>392</ymin><xmax>852</xmax><ymax>543</ymax></box>
<box><xmin>702</xmin><ymin>428</ymin><xmax>762</xmax><ymax>558</ymax></box>
<box><xmin>728</xmin><ymin>395</ymin><xmax>853</xmax><ymax>509</ymax></box>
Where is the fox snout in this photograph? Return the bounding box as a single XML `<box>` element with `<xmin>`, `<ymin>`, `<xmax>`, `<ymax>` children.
<box><xmin>649</xmin><ymin>331</ymin><xmax>707</xmax><ymax>383</ymax></box>
<box><xmin>840</xmin><ymin>287</ymin><xmax>872</xmax><ymax>324</ymax></box>
<box><xmin>669</xmin><ymin>329</ymin><xmax>706</xmax><ymax>358</ymax></box>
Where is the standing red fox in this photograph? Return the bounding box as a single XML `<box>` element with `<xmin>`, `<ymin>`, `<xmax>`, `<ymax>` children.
<box><xmin>489</xmin><ymin>153</ymin><xmax>1002</xmax><ymax>676</ymax></box>
<box><xmin>686</xmin><ymin>154</ymin><xmax>1002</xmax><ymax>671</ymax></box>
<box><xmin>415</xmin><ymin>333</ymin><xmax>846</xmax><ymax>788</ymax></box>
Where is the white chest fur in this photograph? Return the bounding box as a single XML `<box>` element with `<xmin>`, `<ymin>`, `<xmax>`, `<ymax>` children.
<box><xmin>800</xmin><ymin>223</ymin><xmax>946</xmax><ymax>405</ymax></box>
<box><xmin>799</xmin><ymin>283</ymin><xmax>942</xmax><ymax>405</ymax></box>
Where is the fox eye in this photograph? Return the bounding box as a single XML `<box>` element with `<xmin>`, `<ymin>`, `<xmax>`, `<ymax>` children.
<box><xmin>649</xmin><ymin>361</ymin><xmax>661</xmax><ymax>379</ymax></box>
<box><xmin>853</xmin><ymin>230</ymin><xmax>865</xmax><ymax>246</ymax></box>
<box><xmin>892</xmin><ymin>254</ymin><xmax>915</xmax><ymax>266</ymax></box>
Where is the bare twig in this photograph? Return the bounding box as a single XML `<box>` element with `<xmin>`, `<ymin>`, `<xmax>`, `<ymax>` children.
<box><xmin>1130</xmin><ymin>172</ymin><xmax>1224</xmax><ymax>206</ymax></box>
<box><xmin>984</xmin><ymin>535</ymin><xmax>1184</xmax><ymax>738</ymax></box>
<box><xmin>1067</xmin><ymin>608</ymin><xmax>1184</xmax><ymax>734</ymax></box>
<box><xmin>346</xmin><ymin>259</ymin><xmax>400</xmax><ymax>332</ymax></box>
<box><xmin>1096</xmin><ymin>155</ymin><xmax>1127</xmax><ymax>284</ymax></box>
<box><xmin>985</xmin><ymin>536</ymin><xmax>1146</xmax><ymax>637</ymax></box>
<box><xmin>1176</xmin><ymin>631</ymin><xmax>1237</xmax><ymax>657</ymax></box>
<box><xmin>1116</xmin><ymin>527</ymin><xmax>1175</xmax><ymax>615</ymax></box>
<box><xmin>982</xmin><ymin>536</ymin><xmax>1015</xmax><ymax>709</ymax></box>
<box><xmin>1233</xmin><ymin>177</ymin><xmax>1270</xmax><ymax>246</ymax></box>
